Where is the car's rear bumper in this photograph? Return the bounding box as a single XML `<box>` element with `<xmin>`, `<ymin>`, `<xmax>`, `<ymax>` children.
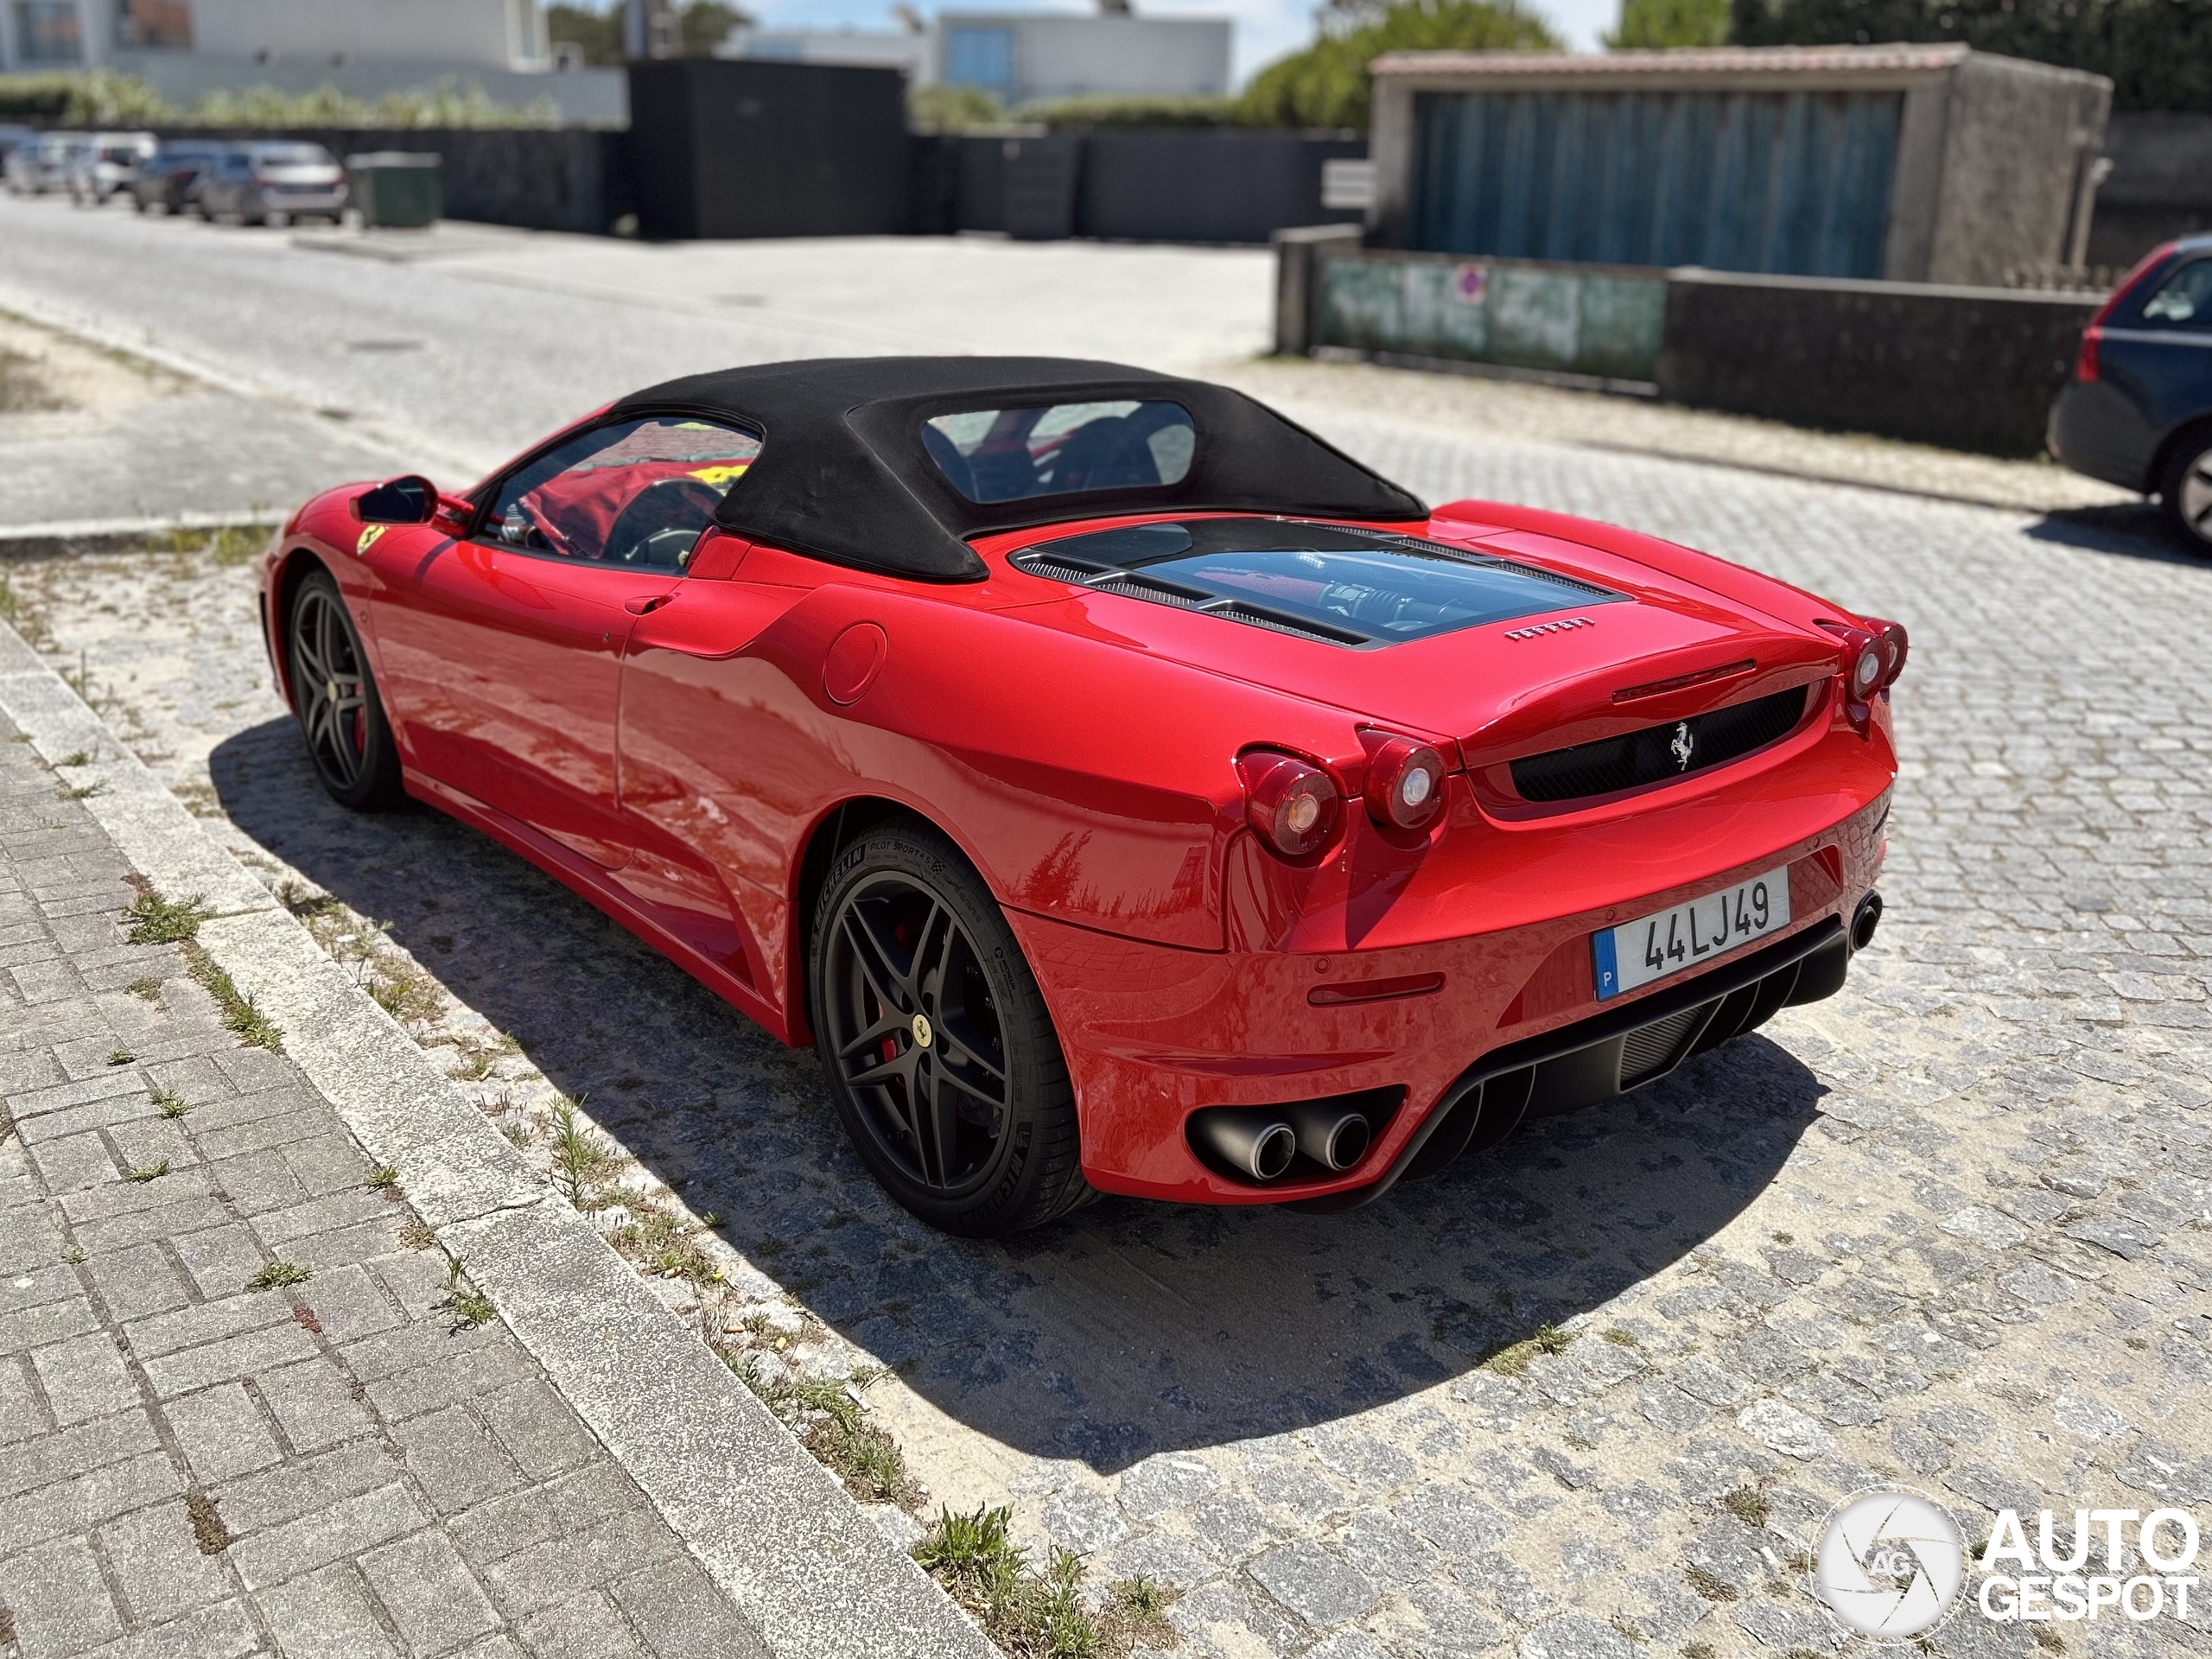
<box><xmin>1014</xmin><ymin>758</ymin><xmax>1891</xmax><ymax>1206</ymax></box>
<box><xmin>2049</xmin><ymin>379</ymin><xmax>2158</xmax><ymax>493</ymax></box>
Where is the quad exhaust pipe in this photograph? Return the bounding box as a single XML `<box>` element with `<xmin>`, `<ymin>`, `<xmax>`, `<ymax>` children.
<box><xmin>1191</xmin><ymin>1101</ymin><xmax>1374</xmax><ymax>1182</ymax></box>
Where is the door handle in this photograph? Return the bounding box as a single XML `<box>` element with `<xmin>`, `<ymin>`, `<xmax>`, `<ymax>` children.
<box><xmin>625</xmin><ymin>593</ymin><xmax>677</xmax><ymax>616</ymax></box>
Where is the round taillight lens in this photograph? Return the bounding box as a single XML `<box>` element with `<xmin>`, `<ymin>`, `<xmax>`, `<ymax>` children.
<box><xmin>1363</xmin><ymin>735</ymin><xmax>1448</xmax><ymax>830</ymax></box>
<box><xmin>1868</xmin><ymin>618</ymin><xmax>1909</xmax><ymax>688</ymax></box>
<box><xmin>1851</xmin><ymin>643</ymin><xmax>1884</xmax><ymax>697</ymax></box>
<box><xmin>1237</xmin><ymin>753</ymin><xmax>1341</xmax><ymax>860</ymax></box>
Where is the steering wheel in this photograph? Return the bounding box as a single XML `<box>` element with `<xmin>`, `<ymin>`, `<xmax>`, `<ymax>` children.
<box><xmin>604</xmin><ymin>477</ymin><xmax>725</xmax><ymax>569</ymax></box>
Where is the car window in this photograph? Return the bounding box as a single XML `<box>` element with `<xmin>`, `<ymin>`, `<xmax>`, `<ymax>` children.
<box><xmin>484</xmin><ymin>416</ymin><xmax>763</xmax><ymax>571</ymax></box>
<box><xmin>2140</xmin><ymin>261</ymin><xmax>2212</xmax><ymax>330</ymax></box>
<box><xmin>922</xmin><ymin>400</ymin><xmax>1195</xmax><ymax>504</ymax></box>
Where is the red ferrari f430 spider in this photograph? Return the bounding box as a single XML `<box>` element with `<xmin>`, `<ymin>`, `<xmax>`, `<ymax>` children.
<box><xmin>259</xmin><ymin>358</ymin><xmax>1904</xmax><ymax>1236</ymax></box>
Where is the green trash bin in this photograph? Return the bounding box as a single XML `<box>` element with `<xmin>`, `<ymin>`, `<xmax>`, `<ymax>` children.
<box><xmin>346</xmin><ymin>152</ymin><xmax>442</xmax><ymax>229</ymax></box>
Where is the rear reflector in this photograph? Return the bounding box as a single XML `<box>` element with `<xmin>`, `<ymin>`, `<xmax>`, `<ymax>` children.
<box><xmin>1309</xmin><ymin>973</ymin><xmax>1445</xmax><ymax>1007</ymax></box>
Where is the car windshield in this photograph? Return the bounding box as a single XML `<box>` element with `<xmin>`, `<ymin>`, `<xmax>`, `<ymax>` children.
<box><xmin>1013</xmin><ymin>518</ymin><xmax>1624</xmax><ymax>645</ymax></box>
<box><xmin>923</xmin><ymin>400</ymin><xmax>1194</xmax><ymax>504</ymax></box>
<box><xmin>256</xmin><ymin>145</ymin><xmax>334</xmax><ymax>168</ymax></box>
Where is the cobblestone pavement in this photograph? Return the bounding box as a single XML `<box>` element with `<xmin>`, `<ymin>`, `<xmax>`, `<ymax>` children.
<box><xmin>5</xmin><ymin>397</ymin><xmax>2211</xmax><ymax>1659</ymax></box>
<box><xmin>0</xmin><ymin>711</ymin><xmax>766</xmax><ymax>1656</ymax></box>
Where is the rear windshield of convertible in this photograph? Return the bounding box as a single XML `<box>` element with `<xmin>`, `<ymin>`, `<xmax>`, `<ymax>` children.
<box><xmin>1011</xmin><ymin>518</ymin><xmax>1622</xmax><ymax>646</ymax></box>
<box><xmin>924</xmin><ymin>401</ymin><xmax>1195</xmax><ymax>504</ymax></box>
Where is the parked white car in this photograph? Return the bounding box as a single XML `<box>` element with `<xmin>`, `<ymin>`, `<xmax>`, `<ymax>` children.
<box><xmin>67</xmin><ymin>131</ymin><xmax>158</xmax><ymax>206</ymax></box>
<box><xmin>4</xmin><ymin>131</ymin><xmax>90</xmax><ymax>196</ymax></box>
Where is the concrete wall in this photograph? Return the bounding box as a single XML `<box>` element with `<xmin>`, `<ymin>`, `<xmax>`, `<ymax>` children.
<box><xmin>1318</xmin><ymin>250</ymin><xmax>1667</xmax><ymax>384</ymax></box>
<box><xmin>2088</xmin><ymin>112</ymin><xmax>2212</xmax><ymax>272</ymax></box>
<box><xmin>1923</xmin><ymin>53</ymin><xmax>2110</xmax><ymax>285</ymax></box>
<box><xmin>1660</xmin><ymin>270</ymin><xmax>2096</xmax><ymax>455</ymax></box>
<box><xmin>1366</xmin><ymin>46</ymin><xmax>2110</xmax><ymax>289</ymax></box>
<box><xmin>1274</xmin><ymin>237</ymin><xmax>2100</xmax><ymax>455</ymax></box>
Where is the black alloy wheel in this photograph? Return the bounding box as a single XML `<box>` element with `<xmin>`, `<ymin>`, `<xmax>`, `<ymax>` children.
<box><xmin>287</xmin><ymin>569</ymin><xmax>404</xmax><ymax>810</ymax></box>
<box><xmin>810</xmin><ymin>821</ymin><xmax>1090</xmax><ymax>1236</ymax></box>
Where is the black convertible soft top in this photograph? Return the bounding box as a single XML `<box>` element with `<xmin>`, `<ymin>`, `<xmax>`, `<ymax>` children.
<box><xmin>608</xmin><ymin>356</ymin><xmax>1427</xmax><ymax>582</ymax></box>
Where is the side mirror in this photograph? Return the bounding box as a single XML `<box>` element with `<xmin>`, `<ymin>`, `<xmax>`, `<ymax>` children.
<box><xmin>353</xmin><ymin>475</ymin><xmax>438</xmax><ymax>524</ymax></box>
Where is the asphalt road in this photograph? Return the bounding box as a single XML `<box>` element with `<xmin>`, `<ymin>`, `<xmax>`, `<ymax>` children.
<box><xmin>0</xmin><ymin>194</ymin><xmax>1274</xmax><ymax>481</ymax></box>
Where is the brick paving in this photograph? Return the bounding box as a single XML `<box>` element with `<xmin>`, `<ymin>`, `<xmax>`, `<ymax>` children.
<box><xmin>5</xmin><ymin>375</ymin><xmax>2212</xmax><ymax>1659</ymax></box>
<box><xmin>0</xmin><ymin>711</ymin><xmax>766</xmax><ymax>1658</ymax></box>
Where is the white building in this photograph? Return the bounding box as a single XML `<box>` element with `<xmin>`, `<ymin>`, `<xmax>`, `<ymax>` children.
<box><xmin>0</xmin><ymin>0</ymin><xmax>626</xmax><ymax>124</ymax></box>
<box><xmin>721</xmin><ymin>10</ymin><xmax>1232</xmax><ymax>108</ymax></box>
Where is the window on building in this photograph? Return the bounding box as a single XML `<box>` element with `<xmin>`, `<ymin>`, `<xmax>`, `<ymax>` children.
<box><xmin>512</xmin><ymin>0</ymin><xmax>541</xmax><ymax>61</ymax></box>
<box><xmin>114</xmin><ymin>0</ymin><xmax>190</xmax><ymax>48</ymax></box>
<box><xmin>15</xmin><ymin>1</ymin><xmax>84</xmax><ymax>61</ymax></box>
<box><xmin>943</xmin><ymin>25</ymin><xmax>1014</xmax><ymax>93</ymax></box>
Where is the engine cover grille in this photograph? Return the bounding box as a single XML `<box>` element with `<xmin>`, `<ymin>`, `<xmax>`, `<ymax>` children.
<box><xmin>1510</xmin><ymin>685</ymin><xmax>1811</xmax><ymax>804</ymax></box>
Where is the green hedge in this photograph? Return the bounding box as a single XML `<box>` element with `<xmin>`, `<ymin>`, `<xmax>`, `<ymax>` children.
<box><xmin>0</xmin><ymin>70</ymin><xmax>560</xmax><ymax>129</ymax></box>
<box><xmin>1731</xmin><ymin>0</ymin><xmax>2212</xmax><ymax>113</ymax></box>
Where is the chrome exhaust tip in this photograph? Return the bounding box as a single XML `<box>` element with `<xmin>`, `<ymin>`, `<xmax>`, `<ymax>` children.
<box><xmin>1193</xmin><ymin>1110</ymin><xmax>1298</xmax><ymax>1181</ymax></box>
<box><xmin>1287</xmin><ymin>1102</ymin><xmax>1371</xmax><ymax>1172</ymax></box>
<box><xmin>1851</xmin><ymin>891</ymin><xmax>1885</xmax><ymax>951</ymax></box>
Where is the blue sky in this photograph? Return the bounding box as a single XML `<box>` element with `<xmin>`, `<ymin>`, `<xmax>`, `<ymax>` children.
<box><xmin>652</xmin><ymin>0</ymin><xmax>1623</xmax><ymax>86</ymax></box>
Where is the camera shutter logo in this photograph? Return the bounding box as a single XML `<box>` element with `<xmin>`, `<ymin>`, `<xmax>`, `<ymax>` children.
<box><xmin>1813</xmin><ymin>1488</ymin><xmax>1966</xmax><ymax>1638</ymax></box>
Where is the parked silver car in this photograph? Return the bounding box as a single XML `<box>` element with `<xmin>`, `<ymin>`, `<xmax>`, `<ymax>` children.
<box><xmin>67</xmin><ymin>131</ymin><xmax>158</xmax><ymax>206</ymax></box>
<box><xmin>4</xmin><ymin>131</ymin><xmax>90</xmax><ymax>196</ymax></box>
<box><xmin>196</xmin><ymin>142</ymin><xmax>349</xmax><ymax>226</ymax></box>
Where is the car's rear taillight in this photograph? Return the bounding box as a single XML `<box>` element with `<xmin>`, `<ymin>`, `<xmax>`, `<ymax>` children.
<box><xmin>1361</xmin><ymin>733</ymin><xmax>1447</xmax><ymax>831</ymax></box>
<box><xmin>1860</xmin><ymin>617</ymin><xmax>1909</xmax><ymax>690</ymax></box>
<box><xmin>2076</xmin><ymin>241</ymin><xmax>2179</xmax><ymax>384</ymax></box>
<box><xmin>1238</xmin><ymin>752</ymin><xmax>1341</xmax><ymax>861</ymax></box>
<box><xmin>2075</xmin><ymin>327</ymin><xmax>2102</xmax><ymax>383</ymax></box>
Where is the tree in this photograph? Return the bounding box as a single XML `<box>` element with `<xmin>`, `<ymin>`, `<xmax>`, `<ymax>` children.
<box><xmin>1607</xmin><ymin>0</ymin><xmax>1731</xmax><ymax>49</ymax></box>
<box><xmin>1239</xmin><ymin>0</ymin><xmax>1560</xmax><ymax>131</ymax></box>
<box><xmin>1730</xmin><ymin>0</ymin><xmax>2212</xmax><ymax>112</ymax></box>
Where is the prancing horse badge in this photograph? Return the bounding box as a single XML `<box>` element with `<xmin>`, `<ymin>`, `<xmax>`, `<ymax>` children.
<box><xmin>1670</xmin><ymin>722</ymin><xmax>1694</xmax><ymax>770</ymax></box>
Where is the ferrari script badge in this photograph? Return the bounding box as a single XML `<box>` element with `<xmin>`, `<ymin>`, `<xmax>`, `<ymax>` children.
<box><xmin>911</xmin><ymin>1013</ymin><xmax>933</xmax><ymax>1049</ymax></box>
<box><xmin>1670</xmin><ymin>722</ymin><xmax>1695</xmax><ymax>770</ymax></box>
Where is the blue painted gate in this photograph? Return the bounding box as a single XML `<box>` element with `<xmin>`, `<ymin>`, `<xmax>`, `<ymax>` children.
<box><xmin>1409</xmin><ymin>89</ymin><xmax>1904</xmax><ymax>278</ymax></box>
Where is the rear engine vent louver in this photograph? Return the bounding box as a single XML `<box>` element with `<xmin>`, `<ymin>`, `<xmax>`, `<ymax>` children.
<box><xmin>1510</xmin><ymin>686</ymin><xmax>1811</xmax><ymax>804</ymax></box>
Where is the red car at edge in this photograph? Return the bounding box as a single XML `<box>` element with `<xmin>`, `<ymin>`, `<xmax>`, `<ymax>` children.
<box><xmin>257</xmin><ymin>358</ymin><xmax>1905</xmax><ymax>1236</ymax></box>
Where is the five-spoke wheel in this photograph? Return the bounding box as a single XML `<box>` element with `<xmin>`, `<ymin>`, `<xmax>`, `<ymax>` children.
<box><xmin>286</xmin><ymin>569</ymin><xmax>403</xmax><ymax>810</ymax></box>
<box><xmin>811</xmin><ymin>821</ymin><xmax>1088</xmax><ymax>1236</ymax></box>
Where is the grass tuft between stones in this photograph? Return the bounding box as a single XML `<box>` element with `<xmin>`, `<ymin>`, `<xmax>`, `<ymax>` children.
<box><xmin>912</xmin><ymin>1504</ymin><xmax>1181</xmax><ymax>1658</ymax></box>
<box><xmin>122</xmin><ymin>1159</ymin><xmax>170</xmax><ymax>1183</ymax></box>
<box><xmin>1479</xmin><ymin>1320</ymin><xmax>1573</xmax><ymax>1377</ymax></box>
<box><xmin>183</xmin><ymin>942</ymin><xmax>283</xmax><ymax>1051</ymax></box>
<box><xmin>245</xmin><ymin>1261</ymin><xmax>311</xmax><ymax>1293</ymax></box>
<box><xmin>434</xmin><ymin>1258</ymin><xmax>497</xmax><ymax>1331</ymax></box>
<box><xmin>733</xmin><ymin>1359</ymin><xmax>919</xmax><ymax>1509</ymax></box>
<box><xmin>124</xmin><ymin>885</ymin><xmax>212</xmax><ymax>944</ymax></box>
<box><xmin>1720</xmin><ymin>1484</ymin><xmax>1771</xmax><ymax>1529</ymax></box>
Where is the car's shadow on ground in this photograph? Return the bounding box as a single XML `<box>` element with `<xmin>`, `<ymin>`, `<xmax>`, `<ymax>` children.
<box><xmin>2027</xmin><ymin>499</ymin><xmax>2202</xmax><ymax>565</ymax></box>
<box><xmin>213</xmin><ymin>716</ymin><xmax>1827</xmax><ymax>1474</ymax></box>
